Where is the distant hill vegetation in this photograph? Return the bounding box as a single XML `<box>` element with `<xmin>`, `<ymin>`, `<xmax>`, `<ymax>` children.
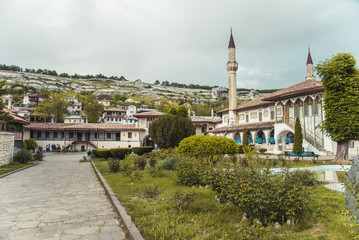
<box><xmin>0</xmin><ymin>63</ymin><xmax>279</xmax><ymax>93</ymax></box>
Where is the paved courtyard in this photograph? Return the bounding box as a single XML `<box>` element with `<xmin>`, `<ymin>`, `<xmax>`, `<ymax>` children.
<box><xmin>0</xmin><ymin>153</ymin><xmax>127</xmax><ymax>240</ymax></box>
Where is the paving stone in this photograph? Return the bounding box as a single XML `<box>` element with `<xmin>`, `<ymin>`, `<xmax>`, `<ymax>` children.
<box><xmin>0</xmin><ymin>153</ymin><xmax>126</xmax><ymax>239</ymax></box>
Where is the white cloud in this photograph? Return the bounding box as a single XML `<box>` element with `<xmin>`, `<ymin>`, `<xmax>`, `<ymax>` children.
<box><xmin>0</xmin><ymin>0</ymin><xmax>358</xmax><ymax>89</ymax></box>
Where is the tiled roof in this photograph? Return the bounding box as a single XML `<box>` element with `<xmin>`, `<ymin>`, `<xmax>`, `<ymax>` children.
<box><xmin>24</xmin><ymin>123</ymin><xmax>145</xmax><ymax>131</ymax></box>
<box><xmin>103</xmin><ymin>107</ymin><xmax>126</xmax><ymax>112</ymax></box>
<box><xmin>208</xmin><ymin>121</ymin><xmax>275</xmax><ymax>133</ymax></box>
<box><xmin>133</xmin><ymin>112</ymin><xmax>164</xmax><ymax>118</ymax></box>
<box><xmin>262</xmin><ymin>79</ymin><xmax>323</xmax><ymax>101</ymax></box>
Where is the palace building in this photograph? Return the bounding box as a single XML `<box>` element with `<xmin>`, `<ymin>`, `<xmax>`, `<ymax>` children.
<box><xmin>208</xmin><ymin>31</ymin><xmax>358</xmax><ymax>156</ymax></box>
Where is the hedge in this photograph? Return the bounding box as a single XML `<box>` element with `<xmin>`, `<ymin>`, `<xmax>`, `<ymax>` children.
<box><xmin>94</xmin><ymin>149</ymin><xmax>112</xmax><ymax>159</ymax></box>
<box><xmin>132</xmin><ymin>146</ymin><xmax>154</xmax><ymax>156</ymax></box>
<box><xmin>110</xmin><ymin>148</ymin><xmax>132</xmax><ymax>160</ymax></box>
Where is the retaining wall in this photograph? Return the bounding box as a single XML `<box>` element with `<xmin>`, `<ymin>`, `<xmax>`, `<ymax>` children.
<box><xmin>0</xmin><ymin>132</ymin><xmax>15</xmax><ymax>166</ymax></box>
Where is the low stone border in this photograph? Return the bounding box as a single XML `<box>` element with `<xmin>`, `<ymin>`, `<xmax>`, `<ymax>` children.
<box><xmin>91</xmin><ymin>161</ymin><xmax>145</xmax><ymax>240</ymax></box>
<box><xmin>0</xmin><ymin>162</ymin><xmax>39</xmax><ymax>179</ymax></box>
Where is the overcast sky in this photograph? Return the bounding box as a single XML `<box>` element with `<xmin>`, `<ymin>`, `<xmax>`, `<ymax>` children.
<box><xmin>0</xmin><ymin>0</ymin><xmax>358</xmax><ymax>89</ymax></box>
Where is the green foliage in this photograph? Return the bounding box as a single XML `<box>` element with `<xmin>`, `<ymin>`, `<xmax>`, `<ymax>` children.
<box><xmin>166</xmin><ymin>105</ymin><xmax>188</xmax><ymax>118</ymax></box>
<box><xmin>33</xmin><ymin>151</ymin><xmax>44</xmax><ymax>161</ymax></box>
<box><xmin>149</xmin><ymin>156</ymin><xmax>157</xmax><ymax>167</ymax></box>
<box><xmin>258</xmin><ymin>148</ymin><xmax>267</xmax><ymax>154</ymax></box>
<box><xmin>191</xmin><ymin>104</ymin><xmax>211</xmax><ymax>116</ymax></box>
<box><xmin>132</xmin><ymin>146</ymin><xmax>154</xmax><ymax>156</ymax></box>
<box><xmin>94</xmin><ymin>149</ymin><xmax>112</xmax><ymax>159</ymax></box>
<box><xmin>108</xmin><ymin>158</ymin><xmax>120</xmax><ymax>173</ymax></box>
<box><xmin>159</xmin><ymin>156</ymin><xmax>179</xmax><ymax>170</ymax></box>
<box><xmin>134</xmin><ymin>156</ymin><xmax>147</xmax><ymax>170</ymax></box>
<box><xmin>172</xmin><ymin>191</ymin><xmax>197</xmax><ymax>213</ymax></box>
<box><xmin>316</xmin><ymin>53</ymin><xmax>359</xmax><ymax>142</ymax></box>
<box><xmin>13</xmin><ymin>149</ymin><xmax>32</xmax><ymax>163</ymax></box>
<box><xmin>149</xmin><ymin>114</ymin><xmax>194</xmax><ymax>149</ymax></box>
<box><xmin>293</xmin><ymin>116</ymin><xmax>303</xmax><ymax>151</ymax></box>
<box><xmin>144</xmin><ymin>185</ymin><xmax>159</xmax><ymax>198</ymax></box>
<box><xmin>176</xmin><ymin>157</ymin><xmax>212</xmax><ymax>187</ymax></box>
<box><xmin>211</xmin><ymin>164</ymin><xmax>312</xmax><ymax>225</ymax></box>
<box><xmin>81</xmin><ymin>93</ymin><xmax>104</xmax><ymax>123</ymax></box>
<box><xmin>34</xmin><ymin>93</ymin><xmax>69</xmax><ymax>123</ymax></box>
<box><xmin>110</xmin><ymin>148</ymin><xmax>132</xmax><ymax>160</ymax></box>
<box><xmin>23</xmin><ymin>138</ymin><xmax>38</xmax><ymax>151</ymax></box>
<box><xmin>242</xmin><ymin>128</ymin><xmax>249</xmax><ymax>147</ymax></box>
<box><xmin>177</xmin><ymin>135</ymin><xmax>237</xmax><ymax>164</ymax></box>
<box><xmin>130</xmin><ymin>171</ymin><xmax>143</xmax><ymax>182</ymax></box>
<box><xmin>92</xmin><ymin>149</ymin><xmax>98</xmax><ymax>157</ymax></box>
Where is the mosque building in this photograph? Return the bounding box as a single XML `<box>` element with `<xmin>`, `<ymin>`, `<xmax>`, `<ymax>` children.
<box><xmin>208</xmin><ymin>31</ymin><xmax>358</xmax><ymax>156</ymax></box>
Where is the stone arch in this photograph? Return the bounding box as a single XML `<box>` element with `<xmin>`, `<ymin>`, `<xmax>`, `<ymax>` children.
<box><xmin>255</xmin><ymin>130</ymin><xmax>266</xmax><ymax>144</ymax></box>
<box><xmin>234</xmin><ymin>131</ymin><xmax>241</xmax><ymax>144</ymax></box>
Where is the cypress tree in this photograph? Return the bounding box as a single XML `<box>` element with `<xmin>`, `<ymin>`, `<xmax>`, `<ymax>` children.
<box><xmin>242</xmin><ymin>128</ymin><xmax>249</xmax><ymax>147</ymax></box>
<box><xmin>293</xmin><ymin>116</ymin><xmax>303</xmax><ymax>152</ymax></box>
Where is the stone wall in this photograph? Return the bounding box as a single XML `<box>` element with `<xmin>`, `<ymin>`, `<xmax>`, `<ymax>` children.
<box><xmin>0</xmin><ymin>132</ymin><xmax>15</xmax><ymax>166</ymax></box>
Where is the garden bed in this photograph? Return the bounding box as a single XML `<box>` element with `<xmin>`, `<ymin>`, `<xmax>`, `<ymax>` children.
<box><xmin>93</xmin><ymin>158</ymin><xmax>356</xmax><ymax>239</ymax></box>
<box><xmin>0</xmin><ymin>162</ymin><xmax>34</xmax><ymax>176</ymax></box>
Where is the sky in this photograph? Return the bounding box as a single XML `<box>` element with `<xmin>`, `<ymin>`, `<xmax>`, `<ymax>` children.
<box><xmin>0</xmin><ymin>0</ymin><xmax>358</xmax><ymax>90</ymax></box>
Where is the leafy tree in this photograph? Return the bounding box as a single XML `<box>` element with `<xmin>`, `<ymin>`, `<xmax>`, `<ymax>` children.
<box><xmin>191</xmin><ymin>104</ymin><xmax>211</xmax><ymax>116</ymax></box>
<box><xmin>0</xmin><ymin>81</ymin><xmax>13</xmax><ymax>126</ymax></box>
<box><xmin>23</xmin><ymin>138</ymin><xmax>38</xmax><ymax>151</ymax></box>
<box><xmin>166</xmin><ymin>105</ymin><xmax>188</xmax><ymax>118</ymax></box>
<box><xmin>149</xmin><ymin>109</ymin><xmax>194</xmax><ymax>149</ymax></box>
<box><xmin>242</xmin><ymin>128</ymin><xmax>249</xmax><ymax>147</ymax></box>
<box><xmin>177</xmin><ymin>135</ymin><xmax>237</xmax><ymax>164</ymax></box>
<box><xmin>81</xmin><ymin>93</ymin><xmax>104</xmax><ymax>123</ymax></box>
<box><xmin>34</xmin><ymin>93</ymin><xmax>69</xmax><ymax>122</ymax></box>
<box><xmin>293</xmin><ymin>116</ymin><xmax>303</xmax><ymax>152</ymax></box>
<box><xmin>316</xmin><ymin>53</ymin><xmax>359</xmax><ymax>161</ymax></box>
<box><xmin>154</xmin><ymin>80</ymin><xmax>160</xmax><ymax>85</ymax></box>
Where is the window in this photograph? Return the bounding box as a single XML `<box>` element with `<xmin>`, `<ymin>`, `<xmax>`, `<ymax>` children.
<box><xmin>259</xmin><ymin>112</ymin><xmax>262</xmax><ymax>121</ymax></box>
<box><xmin>54</xmin><ymin>132</ymin><xmax>58</xmax><ymax>138</ymax></box>
<box><xmin>94</xmin><ymin>132</ymin><xmax>97</xmax><ymax>139</ymax></box>
<box><xmin>45</xmin><ymin>132</ymin><xmax>49</xmax><ymax>139</ymax></box>
<box><xmin>37</xmin><ymin>131</ymin><xmax>41</xmax><ymax>138</ymax></box>
<box><xmin>294</xmin><ymin>106</ymin><xmax>300</xmax><ymax>118</ymax></box>
<box><xmin>69</xmin><ymin>132</ymin><xmax>74</xmax><ymax>139</ymax></box>
<box><xmin>61</xmin><ymin>132</ymin><xmax>64</xmax><ymax>139</ymax></box>
<box><xmin>128</xmin><ymin>132</ymin><xmax>132</xmax><ymax>138</ymax></box>
<box><xmin>270</xmin><ymin>109</ymin><xmax>275</xmax><ymax>120</ymax></box>
<box><xmin>246</xmin><ymin>114</ymin><xmax>249</xmax><ymax>123</ymax></box>
<box><xmin>349</xmin><ymin>141</ymin><xmax>355</xmax><ymax>148</ymax></box>
<box><xmin>312</xmin><ymin>103</ymin><xmax>319</xmax><ymax>115</ymax></box>
<box><xmin>107</xmin><ymin>133</ymin><xmax>111</xmax><ymax>139</ymax></box>
<box><xmin>304</xmin><ymin>105</ymin><xmax>309</xmax><ymax>116</ymax></box>
<box><xmin>276</xmin><ymin>107</ymin><xmax>282</xmax><ymax>116</ymax></box>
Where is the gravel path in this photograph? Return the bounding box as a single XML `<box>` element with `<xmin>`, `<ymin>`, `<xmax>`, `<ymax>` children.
<box><xmin>0</xmin><ymin>153</ymin><xmax>126</xmax><ymax>240</ymax></box>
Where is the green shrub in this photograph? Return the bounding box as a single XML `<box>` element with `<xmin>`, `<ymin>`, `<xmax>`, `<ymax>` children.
<box><xmin>144</xmin><ymin>185</ymin><xmax>159</xmax><ymax>198</ymax></box>
<box><xmin>130</xmin><ymin>171</ymin><xmax>143</xmax><ymax>182</ymax></box>
<box><xmin>110</xmin><ymin>148</ymin><xmax>132</xmax><ymax>160</ymax></box>
<box><xmin>95</xmin><ymin>149</ymin><xmax>112</xmax><ymax>159</ymax></box>
<box><xmin>176</xmin><ymin>158</ymin><xmax>200</xmax><ymax>186</ymax></box>
<box><xmin>159</xmin><ymin>156</ymin><xmax>179</xmax><ymax>170</ymax></box>
<box><xmin>258</xmin><ymin>148</ymin><xmax>267</xmax><ymax>154</ymax></box>
<box><xmin>291</xmin><ymin>169</ymin><xmax>317</xmax><ymax>186</ymax></box>
<box><xmin>237</xmin><ymin>145</ymin><xmax>244</xmax><ymax>154</ymax></box>
<box><xmin>134</xmin><ymin>156</ymin><xmax>147</xmax><ymax>170</ymax></box>
<box><xmin>33</xmin><ymin>151</ymin><xmax>44</xmax><ymax>161</ymax></box>
<box><xmin>13</xmin><ymin>149</ymin><xmax>32</xmax><ymax>163</ymax></box>
<box><xmin>177</xmin><ymin>135</ymin><xmax>237</xmax><ymax>164</ymax></box>
<box><xmin>132</xmin><ymin>146</ymin><xmax>154</xmax><ymax>156</ymax></box>
<box><xmin>108</xmin><ymin>158</ymin><xmax>120</xmax><ymax>173</ymax></box>
<box><xmin>149</xmin><ymin>167</ymin><xmax>165</xmax><ymax>178</ymax></box>
<box><xmin>92</xmin><ymin>149</ymin><xmax>98</xmax><ymax>157</ymax></box>
<box><xmin>172</xmin><ymin>191</ymin><xmax>197</xmax><ymax>213</ymax></box>
<box><xmin>149</xmin><ymin>156</ymin><xmax>157</xmax><ymax>167</ymax></box>
<box><xmin>23</xmin><ymin>138</ymin><xmax>38</xmax><ymax>151</ymax></box>
<box><xmin>120</xmin><ymin>155</ymin><xmax>135</xmax><ymax>176</ymax></box>
<box><xmin>210</xmin><ymin>166</ymin><xmax>312</xmax><ymax>225</ymax></box>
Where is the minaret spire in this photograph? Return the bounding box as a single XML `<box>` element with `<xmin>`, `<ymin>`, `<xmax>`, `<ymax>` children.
<box><xmin>226</xmin><ymin>30</ymin><xmax>238</xmax><ymax>126</ymax></box>
<box><xmin>305</xmin><ymin>47</ymin><xmax>315</xmax><ymax>81</ymax></box>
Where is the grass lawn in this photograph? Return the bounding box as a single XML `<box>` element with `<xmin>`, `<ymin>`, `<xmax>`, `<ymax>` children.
<box><xmin>0</xmin><ymin>162</ymin><xmax>33</xmax><ymax>176</ymax></box>
<box><xmin>93</xmin><ymin>158</ymin><xmax>356</xmax><ymax>240</ymax></box>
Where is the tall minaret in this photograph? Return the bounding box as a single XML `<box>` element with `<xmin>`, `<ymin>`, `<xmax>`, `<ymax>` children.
<box><xmin>226</xmin><ymin>29</ymin><xmax>238</xmax><ymax>125</ymax></box>
<box><xmin>305</xmin><ymin>48</ymin><xmax>315</xmax><ymax>81</ymax></box>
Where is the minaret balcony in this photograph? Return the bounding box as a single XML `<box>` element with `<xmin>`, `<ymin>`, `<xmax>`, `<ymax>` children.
<box><xmin>226</xmin><ymin>62</ymin><xmax>238</xmax><ymax>71</ymax></box>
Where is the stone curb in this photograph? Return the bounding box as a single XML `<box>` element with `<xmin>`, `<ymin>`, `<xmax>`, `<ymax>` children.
<box><xmin>0</xmin><ymin>162</ymin><xmax>40</xmax><ymax>179</ymax></box>
<box><xmin>91</xmin><ymin>161</ymin><xmax>145</xmax><ymax>240</ymax></box>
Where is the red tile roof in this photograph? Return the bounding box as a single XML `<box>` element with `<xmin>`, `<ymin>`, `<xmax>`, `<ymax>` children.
<box><xmin>132</xmin><ymin>112</ymin><xmax>164</xmax><ymax>118</ymax></box>
<box><xmin>103</xmin><ymin>107</ymin><xmax>126</xmax><ymax>112</ymax></box>
<box><xmin>24</xmin><ymin>123</ymin><xmax>145</xmax><ymax>131</ymax></box>
<box><xmin>209</xmin><ymin>121</ymin><xmax>275</xmax><ymax>133</ymax></box>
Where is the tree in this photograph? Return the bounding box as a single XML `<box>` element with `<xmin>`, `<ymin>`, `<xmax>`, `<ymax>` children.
<box><xmin>34</xmin><ymin>93</ymin><xmax>69</xmax><ymax>122</ymax></box>
<box><xmin>242</xmin><ymin>128</ymin><xmax>249</xmax><ymax>147</ymax></box>
<box><xmin>23</xmin><ymin>138</ymin><xmax>38</xmax><ymax>151</ymax></box>
<box><xmin>82</xmin><ymin>93</ymin><xmax>104</xmax><ymax>123</ymax></box>
<box><xmin>0</xmin><ymin>81</ymin><xmax>13</xmax><ymax>126</ymax></box>
<box><xmin>149</xmin><ymin>107</ymin><xmax>194</xmax><ymax>149</ymax></box>
<box><xmin>316</xmin><ymin>53</ymin><xmax>359</xmax><ymax>161</ymax></box>
<box><xmin>293</xmin><ymin>116</ymin><xmax>303</xmax><ymax>152</ymax></box>
<box><xmin>154</xmin><ymin>80</ymin><xmax>160</xmax><ymax>85</ymax></box>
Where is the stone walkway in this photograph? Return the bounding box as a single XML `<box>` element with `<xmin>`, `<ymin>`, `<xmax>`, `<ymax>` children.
<box><xmin>0</xmin><ymin>153</ymin><xmax>126</xmax><ymax>240</ymax></box>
